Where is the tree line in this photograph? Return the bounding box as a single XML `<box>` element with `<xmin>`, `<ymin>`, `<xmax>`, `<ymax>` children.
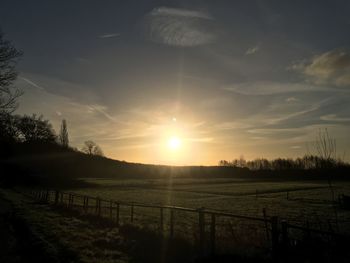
<box><xmin>219</xmin><ymin>155</ymin><xmax>348</xmax><ymax>170</ymax></box>
<box><xmin>219</xmin><ymin>128</ymin><xmax>348</xmax><ymax>170</ymax></box>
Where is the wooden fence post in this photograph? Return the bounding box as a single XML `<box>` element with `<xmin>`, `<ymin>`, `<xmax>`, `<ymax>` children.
<box><xmin>131</xmin><ymin>203</ymin><xmax>134</xmax><ymax>223</ymax></box>
<box><xmin>160</xmin><ymin>207</ymin><xmax>164</xmax><ymax>233</ymax></box>
<box><xmin>54</xmin><ymin>191</ymin><xmax>59</xmax><ymax>205</ymax></box>
<box><xmin>45</xmin><ymin>190</ymin><xmax>49</xmax><ymax>202</ymax></box>
<box><xmin>83</xmin><ymin>196</ymin><xmax>86</xmax><ymax>211</ymax></box>
<box><xmin>86</xmin><ymin>197</ymin><xmax>89</xmax><ymax>212</ymax></box>
<box><xmin>263</xmin><ymin>208</ymin><xmax>270</xmax><ymax>241</ymax></box>
<box><xmin>271</xmin><ymin>216</ymin><xmax>279</xmax><ymax>262</ymax></box>
<box><xmin>170</xmin><ymin>208</ymin><xmax>174</xmax><ymax>238</ymax></box>
<box><xmin>110</xmin><ymin>200</ymin><xmax>113</xmax><ymax>218</ymax></box>
<box><xmin>95</xmin><ymin>198</ymin><xmax>98</xmax><ymax>214</ymax></box>
<box><xmin>210</xmin><ymin>213</ymin><xmax>216</xmax><ymax>255</ymax></box>
<box><xmin>116</xmin><ymin>202</ymin><xmax>120</xmax><ymax>226</ymax></box>
<box><xmin>98</xmin><ymin>199</ymin><xmax>101</xmax><ymax>216</ymax></box>
<box><xmin>281</xmin><ymin>220</ymin><xmax>289</xmax><ymax>255</ymax></box>
<box><xmin>71</xmin><ymin>195</ymin><xmax>74</xmax><ymax>208</ymax></box>
<box><xmin>68</xmin><ymin>194</ymin><xmax>72</xmax><ymax>208</ymax></box>
<box><xmin>306</xmin><ymin>221</ymin><xmax>311</xmax><ymax>240</ymax></box>
<box><xmin>198</xmin><ymin>208</ymin><xmax>205</xmax><ymax>255</ymax></box>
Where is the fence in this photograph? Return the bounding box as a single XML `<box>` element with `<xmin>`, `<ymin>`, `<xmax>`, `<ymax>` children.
<box><xmin>30</xmin><ymin>189</ymin><xmax>350</xmax><ymax>260</ymax></box>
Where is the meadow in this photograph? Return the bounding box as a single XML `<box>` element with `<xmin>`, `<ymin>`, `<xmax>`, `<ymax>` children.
<box><xmin>72</xmin><ymin>177</ymin><xmax>350</xmax><ymax>232</ymax></box>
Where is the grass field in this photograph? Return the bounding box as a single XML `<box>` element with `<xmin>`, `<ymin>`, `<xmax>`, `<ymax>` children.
<box><xmin>71</xmin><ymin>177</ymin><xmax>350</xmax><ymax>233</ymax></box>
<box><xmin>3</xmin><ymin>176</ymin><xmax>350</xmax><ymax>262</ymax></box>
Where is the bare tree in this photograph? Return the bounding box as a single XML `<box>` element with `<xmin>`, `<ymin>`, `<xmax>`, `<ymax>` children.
<box><xmin>308</xmin><ymin>128</ymin><xmax>338</xmax><ymax>210</ymax></box>
<box><xmin>0</xmin><ymin>30</ymin><xmax>23</xmax><ymax>114</ymax></box>
<box><xmin>315</xmin><ymin>128</ymin><xmax>337</xmax><ymax>163</ymax></box>
<box><xmin>59</xmin><ymin>119</ymin><xmax>69</xmax><ymax>147</ymax></box>
<box><xmin>82</xmin><ymin>140</ymin><xmax>104</xmax><ymax>156</ymax></box>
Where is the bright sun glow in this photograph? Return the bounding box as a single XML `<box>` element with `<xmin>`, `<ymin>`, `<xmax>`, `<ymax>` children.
<box><xmin>167</xmin><ymin>136</ymin><xmax>181</xmax><ymax>150</ymax></box>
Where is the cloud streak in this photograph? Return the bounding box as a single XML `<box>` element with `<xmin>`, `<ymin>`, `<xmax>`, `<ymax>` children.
<box><xmin>222</xmin><ymin>81</ymin><xmax>331</xmax><ymax>95</ymax></box>
<box><xmin>19</xmin><ymin>77</ymin><xmax>45</xmax><ymax>91</ymax></box>
<box><xmin>98</xmin><ymin>33</ymin><xmax>120</xmax><ymax>39</ymax></box>
<box><xmin>145</xmin><ymin>7</ymin><xmax>216</xmax><ymax>47</ymax></box>
<box><xmin>320</xmin><ymin>114</ymin><xmax>350</xmax><ymax>122</ymax></box>
<box><xmin>150</xmin><ymin>7</ymin><xmax>212</xmax><ymax>19</ymax></box>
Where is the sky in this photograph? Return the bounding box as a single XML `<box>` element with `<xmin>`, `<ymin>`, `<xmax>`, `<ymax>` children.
<box><xmin>1</xmin><ymin>0</ymin><xmax>350</xmax><ymax>165</ymax></box>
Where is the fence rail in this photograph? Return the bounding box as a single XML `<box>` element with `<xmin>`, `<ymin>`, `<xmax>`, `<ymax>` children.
<box><xmin>29</xmin><ymin>189</ymin><xmax>349</xmax><ymax>258</ymax></box>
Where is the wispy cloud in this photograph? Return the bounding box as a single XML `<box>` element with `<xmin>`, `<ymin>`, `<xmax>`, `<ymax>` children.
<box><xmin>19</xmin><ymin>77</ymin><xmax>45</xmax><ymax>91</ymax></box>
<box><xmin>263</xmin><ymin>104</ymin><xmax>321</xmax><ymax>125</ymax></box>
<box><xmin>245</xmin><ymin>45</ymin><xmax>260</xmax><ymax>55</ymax></box>
<box><xmin>18</xmin><ymin>73</ymin><xmax>98</xmax><ymax>103</ymax></box>
<box><xmin>145</xmin><ymin>6</ymin><xmax>216</xmax><ymax>47</ymax></box>
<box><xmin>87</xmin><ymin>104</ymin><xmax>118</xmax><ymax>123</ymax></box>
<box><xmin>222</xmin><ymin>81</ymin><xmax>330</xmax><ymax>95</ymax></box>
<box><xmin>286</xmin><ymin>97</ymin><xmax>298</xmax><ymax>102</ymax></box>
<box><xmin>150</xmin><ymin>7</ymin><xmax>212</xmax><ymax>19</ymax></box>
<box><xmin>292</xmin><ymin>47</ymin><xmax>350</xmax><ymax>87</ymax></box>
<box><xmin>212</xmin><ymin>121</ymin><xmax>252</xmax><ymax>131</ymax></box>
<box><xmin>249</xmin><ymin>124</ymin><xmax>339</xmax><ymax>136</ymax></box>
<box><xmin>320</xmin><ymin>114</ymin><xmax>350</xmax><ymax>122</ymax></box>
<box><xmin>98</xmin><ymin>33</ymin><xmax>120</xmax><ymax>39</ymax></box>
<box><xmin>290</xmin><ymin>145</ymin><xmax>302</xmax><ymax>149</ymax></box>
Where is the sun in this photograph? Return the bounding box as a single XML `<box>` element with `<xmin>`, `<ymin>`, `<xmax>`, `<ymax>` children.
<box><xmin>167</xmin><ymin>136</ymin><xmax>181</xmax><ymax>150</ymax></box>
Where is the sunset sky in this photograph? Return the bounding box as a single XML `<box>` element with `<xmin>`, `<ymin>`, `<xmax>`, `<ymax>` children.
<box><xmin>1</xmin><ymin>0</ymin><xmax>350</xmax><ymax>165</ymax></box>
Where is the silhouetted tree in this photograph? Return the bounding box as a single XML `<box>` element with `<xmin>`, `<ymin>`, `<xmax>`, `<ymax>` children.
<box><xmin>218</xmin><ymin>160</ymin><xmax>230</xmax><ymax>166</ymax></box>
<box><xmin>315</xmin><ymin>128</ymin><xmax>337</xmax><ymax>167</ymax></box>
<box><xmin>59</xmin><ymin>119</ymin><xmax>69</xmax><ymax>147</ymax></box>
<box><xmin>0</xmin><ymin>29</ymin><xmax>23</xmax><ymax>114</ymax></box>
<box><xmin>16</xmin><ymin>114</ymin><xmax>56</xmax><ymax>143</ymax></box>
<box><xmin>310</xmin><ymin>128</ymin><xmax>338</xmax><ymax>202</ymax></box>
<box><xmin>82</xmin><ymin>140</ymin><xmax>104</xmax><ymax>156</ymax></box>
<box><xmin>218</xmin><ymin>153</ymin><xmax>347</xmax><ymax>171</ymax></box>
<box><xmin>0</xmin><ymin>112</ymin><xmax>19</xmax><ymax>142</ymax></box>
